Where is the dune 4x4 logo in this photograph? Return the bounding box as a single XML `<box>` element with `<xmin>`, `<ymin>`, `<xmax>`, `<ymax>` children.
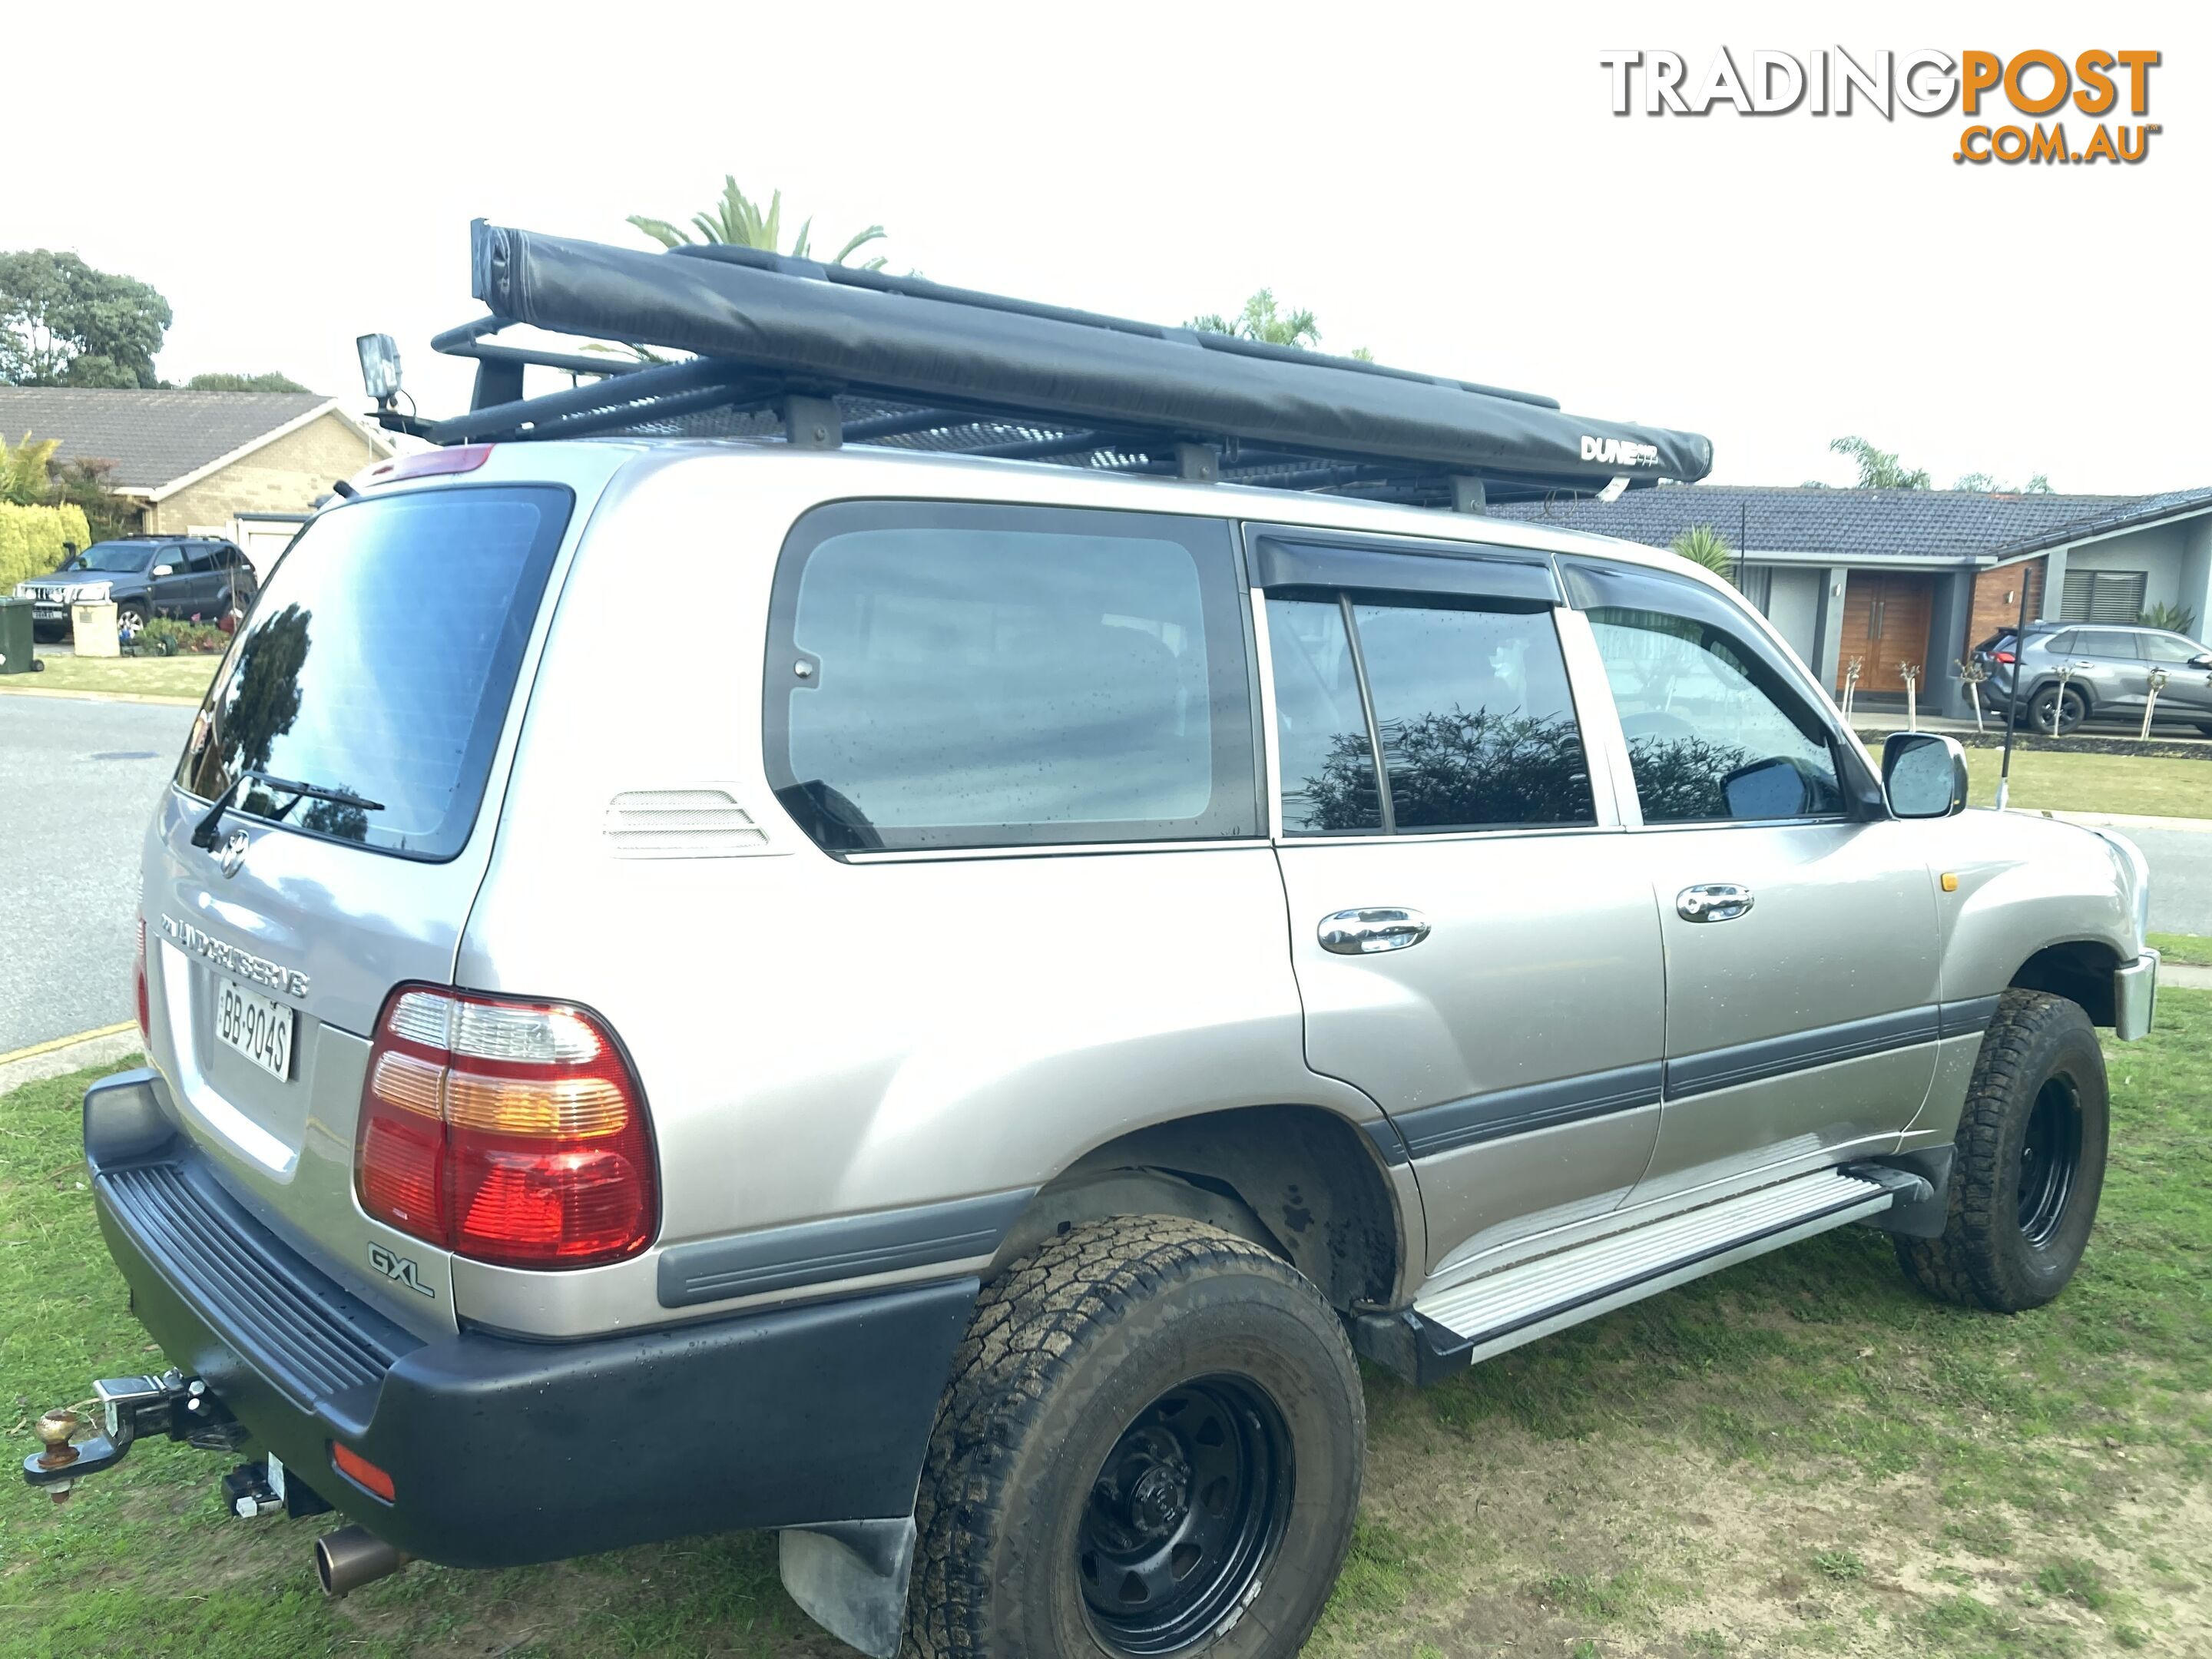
<box><xmin>1598</xmin><ymin>48</ymin><xmax>2161</xmax><ymax>167</ymax></box>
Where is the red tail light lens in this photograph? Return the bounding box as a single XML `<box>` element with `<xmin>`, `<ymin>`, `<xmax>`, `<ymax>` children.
<box><xmin>330</xmin><ymin>1441</ymin><xmax>396</xmax><ymax>1502</ymax></box>
<box><xmin>356</xmin><ymin>987</ymin><xmax>657</xmax><ymax>1269</ymax></box>
<box><xmin>134</xmin><ymin>916</ymin><xmax>150</xmax><ymax>1044</ymax></box>
<box><xmin>1993</xmin><ymin>650</ymin><xmax>2017</xmax><ymax>664</ymax></box>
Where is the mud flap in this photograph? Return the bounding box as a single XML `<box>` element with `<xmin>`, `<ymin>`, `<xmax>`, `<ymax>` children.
<box><xmin>778</xmin><ymin>1517</ymin><xmax>916</xmax><ymax>1658</ymax></box>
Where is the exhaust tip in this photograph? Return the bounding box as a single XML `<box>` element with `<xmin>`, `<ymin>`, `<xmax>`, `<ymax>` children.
<box><xmin>314</xmin><ymin>1525</ymin><xmax>408</xmax><ymax>1597</ymax></box>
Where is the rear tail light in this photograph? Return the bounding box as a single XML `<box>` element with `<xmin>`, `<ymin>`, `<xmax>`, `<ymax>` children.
<box><xmin>134</xmin><ymin>916</ymin><xmax>150</xmax><ymax>1044</ymax></box>
<box><xmin>1993</xmin><ymin>650</ymin><xmax>2017</xmax><ymax>664</ymax></box>
<box><xmin>356</xmin><ymin>986</ymin><xmax>657</xmax><ymax>1269</ymax></box>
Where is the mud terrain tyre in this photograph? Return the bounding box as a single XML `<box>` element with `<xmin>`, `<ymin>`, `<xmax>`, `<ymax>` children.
<box><xmin>1897</xmin><ymin>990</ymin><xmax>2108</xmax><ymax>1313</ymax></box>
<box><xmin>906</xmin><ymin>1216</ymin><xmax>1364</xmax><ymax>1659</ymax></box>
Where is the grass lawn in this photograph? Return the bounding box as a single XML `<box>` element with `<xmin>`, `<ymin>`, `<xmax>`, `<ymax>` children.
<box><xmin>2149</xmin><ymin>933</ymin><xmax>2212</xmax><ymax>968</ymax></box>
<box><xmin>5</xmin><ymin>1008</ymin><xmax>2209</xmax><ymax>1657</ymax></box>
<box><xmin>1959</xmin><ymin>747</ymin><xmax>2212</xmax><ymax>820</ymax></box>
<box><xmin>0</xmin><ymin>650</ymin><xmax>219</xmax><ymax>703</ymax></box>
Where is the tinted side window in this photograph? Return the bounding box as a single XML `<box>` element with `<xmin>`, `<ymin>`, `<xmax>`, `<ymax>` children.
<box><xmin>1267</xmin><ymin>598</ymin><xmax>1382</xmax><ymax>836</ymax></box>
<box><xmin>1267</xmin><ymin>593</ymin><xmax>1591</xmax><ymax>836</ymax></box>
<box><xmin>1565</xmin><ymin>560</ymin><xmax>1843</xmax><ymax>825</ymax></box>
<box><xmin>767</xmin><ymin>502</ymin><xmax>1257</xmax><ymax>853</ymax></box>
<box><xmin>2075</xmin><ymin>629</ymin><xmax>2141</xmax><ymax>658</ymax></box>
<box><xmin>2142</xmin><ymin>633</ymin><xmax>2204</xmax><ymax>664</ymax></box>
<box><xmin>1355</xmin><ymin>602</ymin><xmax>1593</xmax><ymax>832</ymax></box>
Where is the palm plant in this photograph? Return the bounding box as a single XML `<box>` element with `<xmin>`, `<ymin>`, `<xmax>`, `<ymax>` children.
<box><xmin>2139</xmin><ymin>601</ymin><xmax>2198</xmax><ymax>637</ymax></box>
<box><xmin>628</xmin><ymin>176</ymin><xmax>887</xmax><ymax>270</ymax></box>
<box><xmin>0</xmin><ymin>430</ymin><xmax>59</xmax><ymax>506</ymax></box>
<box><xmin>1669</xmin><ymin>525</ymin><xmax>1737</xmax><ymax>584</ymax></box>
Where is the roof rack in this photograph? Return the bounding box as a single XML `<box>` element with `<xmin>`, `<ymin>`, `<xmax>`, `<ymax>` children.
<box><xmin>384</xmin><ymin>220</ymin><xmax>1713</xmax><ymax>510</ymax></box>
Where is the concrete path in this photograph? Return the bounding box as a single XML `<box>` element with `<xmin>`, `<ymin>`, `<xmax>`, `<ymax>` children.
<box><xmin>0</xmin><ymin>695</ymin><xmax>194</xmax><ymax>1051</ymax></box>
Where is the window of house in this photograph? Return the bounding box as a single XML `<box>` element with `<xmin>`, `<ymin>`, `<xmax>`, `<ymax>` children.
<box><xmin>767</xmin><ymin>502</ymin><xmax>1257</xmax><ymax>853</ymax></box>
<box><xmin>2059</xmin><ymin>569</ymin><xmax>2149</xmax><ymax>624</ymax></box>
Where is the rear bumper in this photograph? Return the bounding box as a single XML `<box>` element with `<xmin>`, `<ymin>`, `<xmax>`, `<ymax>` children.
<box><xmin>2114</xmin><ymin>950</ymin><xmax>2158</xmax><ymax>1041</ymax></box>
<box><xmin>83</xmin><ymin>1070</ymin><xmax>974</xmax><ymax>1568</ymax></box>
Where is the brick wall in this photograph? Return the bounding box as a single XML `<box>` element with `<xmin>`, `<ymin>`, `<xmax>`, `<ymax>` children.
<box><xmin>1965</xmin><ymin>557</ymin><xmax>2044</xmax><ymax>655</ymax></box>
<box><xmin>147</xmin><ymin>412</ymin><xmax>385</xmax><ymax>535</ymax></box>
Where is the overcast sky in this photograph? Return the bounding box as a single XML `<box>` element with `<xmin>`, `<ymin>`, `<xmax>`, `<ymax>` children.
<box><xmin>9</xmin><ymin>2</ymin><xmax>2207</xmax><ymax>493</ymax></box>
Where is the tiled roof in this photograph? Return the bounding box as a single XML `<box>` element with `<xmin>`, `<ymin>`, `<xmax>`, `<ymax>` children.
<box><xmin>0</xmin><ymin>389</ymin><xmax>336</xmax><ymax>490</ymax></box>
<box><xmin>1489</xmin><ymin>483</ymin><xmax>2212</xmax><ymax>561</ymax></box>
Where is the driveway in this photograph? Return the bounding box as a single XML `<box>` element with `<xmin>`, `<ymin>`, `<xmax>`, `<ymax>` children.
<box><xmin>0</xmin><ymin>695</ymin><xmax>193</xmax><ymax>1052</ymax></box>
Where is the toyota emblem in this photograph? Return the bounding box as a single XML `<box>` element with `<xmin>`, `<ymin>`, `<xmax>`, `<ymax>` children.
<box><xmin>218</xmin><ymin>830</ymin><xmax>251</xmax><ymax>878</ymax></box>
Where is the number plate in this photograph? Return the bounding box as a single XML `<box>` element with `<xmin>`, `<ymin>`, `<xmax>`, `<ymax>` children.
<box><xmin>216</xmin><ymin>976</ymin><xmax>295</xmax><ymax>1081</ymax></box>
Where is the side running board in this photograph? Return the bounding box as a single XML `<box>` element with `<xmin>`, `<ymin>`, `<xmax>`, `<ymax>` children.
<box><xmin>1392</xmin><ymin>1169</ymin><xmax>1904</xmax><ymax>1385</ymax></box>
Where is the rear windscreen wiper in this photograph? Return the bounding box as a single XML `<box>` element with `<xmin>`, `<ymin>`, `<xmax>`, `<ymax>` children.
<box><xmin>190</xmin><ymin>771</ymin><xmax>386</xmax><ymax>849</ymax></box>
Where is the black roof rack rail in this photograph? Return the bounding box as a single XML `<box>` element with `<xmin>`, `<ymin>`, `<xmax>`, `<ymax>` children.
<box><xmin>384</xmin><ymin>220</ymin><xmax>1712</xmax><ymax>509</ymax></box>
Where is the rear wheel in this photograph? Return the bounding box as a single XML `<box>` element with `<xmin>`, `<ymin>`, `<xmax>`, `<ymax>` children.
<box><xmin>906</xmin><ymin>1217</ymin><xmax>1363</xmax><ymax>1659</ymax></box>
<box><xmin>1897</xmin><ymin>990</ymin><xmax>2108</xmax><ymax>1313</ymax></box>
<box><xmin>2028</xmin><ymin>684</ymin><xmax>2086</xmax><ymax>735</ymax></box>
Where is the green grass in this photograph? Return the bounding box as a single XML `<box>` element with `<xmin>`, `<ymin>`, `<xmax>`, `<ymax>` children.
<box><xmin>2148</xmin><ymin>932</ymin><xmax>2212</xmax><ymax>967</ymax></box>
<box><xmin>2</xmin><ymin>650</ymin><xmax>217</xmax><ymax>702</ymax></box>
<box><xmin>7</xmin><ymin>1000</ymin><xmax>2212</xmax><ymax>1655</ymax></box>
<box><xmin>1959</xmin><ymin>746</ymin><xmax>2212</xmax><ymax>818</ymax></box>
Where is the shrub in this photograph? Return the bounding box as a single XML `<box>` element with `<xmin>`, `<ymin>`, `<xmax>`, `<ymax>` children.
<box><xmin>0</xmin><ymin>499</ymin><xmax>94</xmax><ymax>588</ymax></box>
<box><xmin>133</xmin><ymin>617</ymin><xmax>230</xmax><ymax>655</ymax></box>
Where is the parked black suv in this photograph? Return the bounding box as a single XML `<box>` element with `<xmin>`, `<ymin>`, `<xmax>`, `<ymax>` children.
<box><xmin>14</xmin><ymin>537</ymin><xmax>258</xmax><ymax>641</ymax></box>
<box><xmin>1972</xmin><ymin>620</ymin><xmax>2212</xmax><ymax>735</ymax></box>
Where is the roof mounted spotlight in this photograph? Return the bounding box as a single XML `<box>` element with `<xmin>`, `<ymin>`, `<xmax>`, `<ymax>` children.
<box><xmin>356</xmin><ymin>333</ymin><xmax>402</xmax><ymax>407</ymax></box>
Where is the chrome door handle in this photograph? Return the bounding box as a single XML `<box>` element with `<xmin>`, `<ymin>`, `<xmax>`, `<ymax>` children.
<box><xmin>1677</xmin><ymin>883</ymin><xmax>1754</xmax><ymax>923</ymax></box>
<box><xmin>1318</xmin><ymin>908</ymin><xmax>1432</xmax><ymax>955</ymax></box>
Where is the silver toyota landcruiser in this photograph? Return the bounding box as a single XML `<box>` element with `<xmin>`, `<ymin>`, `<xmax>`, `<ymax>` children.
<box><xmin>26</xmin><ymin>224</ymin><xmax>2158</xmax><ymax>1659</ymax></box>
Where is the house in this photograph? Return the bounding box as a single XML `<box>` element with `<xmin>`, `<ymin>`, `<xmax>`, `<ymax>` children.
<box><xmin>1493</xmin><ymin>484</ymin><xmax>2212</xmax><ymax>717</ymax></box>
<box><xmin>0</xmin><ymin>388</ymin><xmax>391</xmax><ymax>571</ymax></box>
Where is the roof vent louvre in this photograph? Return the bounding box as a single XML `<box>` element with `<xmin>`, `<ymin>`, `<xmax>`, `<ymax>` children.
<box><xmin>604</xmin><ymin>788</ymin><xmax>770</xmax><ymax>858</ymax></box>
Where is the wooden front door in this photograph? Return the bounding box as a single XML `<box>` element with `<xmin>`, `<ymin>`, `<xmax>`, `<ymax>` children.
<box><xmin>1836</xmin><ymin>572</ymin><xmax>1934</xmax><ymax>694</ymax></box>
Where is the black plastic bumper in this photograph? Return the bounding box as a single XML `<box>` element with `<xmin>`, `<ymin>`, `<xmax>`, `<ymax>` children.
<box><xmin>81</xmin><ymin>1070</ymin><xmax>976</xmax><ymax>1568</ymax></box>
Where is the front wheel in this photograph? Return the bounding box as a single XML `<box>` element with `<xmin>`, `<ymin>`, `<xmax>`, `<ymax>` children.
<box><xmin>1897</xmin><ymin>990</ymin><xmax>2108</xmax><ymax>1313</ymax></box>
<box><xmin>117</xmin><ymin>601</ymin><xmax>149</xmax><ymax>644</ymax></box>
<box><xmin>2028</xmin><ymin>684</ymin><xmax>2086</xmax><ymax>735</ymax></box>
<box><xmin>906</xmin><ymin>1217</ymin><xmax>1364</xmax><ymax>1659</ymax></box>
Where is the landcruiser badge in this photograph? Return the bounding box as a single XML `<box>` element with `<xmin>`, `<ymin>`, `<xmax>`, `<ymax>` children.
<box><xmin>217</xmin><ymin>830</ymin><xmax>250</xmax><ymax>878</ymax></box>
<box><xmin>369</xmin><ymin>1242</ymin><xmax>435</xmax><ymax>1298</ymax></box>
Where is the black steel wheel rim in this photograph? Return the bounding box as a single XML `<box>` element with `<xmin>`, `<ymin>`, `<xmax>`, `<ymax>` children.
<box><xmin>2018</xmin><ymin>1074</ymin><xmax>2082</xmax><ymax>1247</ymax></box>
<box><xmin>1077</xmin><ymin>1375</ymin><xmax>1293</xmax><ymax>1654</ymax></box>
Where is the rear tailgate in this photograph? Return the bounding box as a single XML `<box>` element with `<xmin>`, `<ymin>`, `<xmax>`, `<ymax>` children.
<box><xmin>142</xmin><ymin>471</ymin><xmax>595</xmax><ymax>1333</ymax></box>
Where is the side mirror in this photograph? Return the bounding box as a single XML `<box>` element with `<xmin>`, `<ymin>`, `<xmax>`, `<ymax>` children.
<box><xmin>151</xmin><ymin>564</ymin><xmax>174</xmax><ymax>576</ymax></box>
<box><xmin>1883</xmin><ymin>732</ymin><xmax>1969</xmax><ymax>819</ymax></box>
<box><xmin>1720</xmin><ymin>756</ymin><xmax>1811</xmax><ymax>820</ymax></box>
<box><xmin>2190</xmin><ymin>652</ymin><xmax>2212</xmax><ymax>669</ymax></box>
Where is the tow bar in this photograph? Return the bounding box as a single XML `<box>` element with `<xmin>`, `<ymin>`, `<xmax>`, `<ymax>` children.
<box><xmin>21</xmin><ymin>1370</ymin><xmax>244</xmax><ymax>1504</ymax></box>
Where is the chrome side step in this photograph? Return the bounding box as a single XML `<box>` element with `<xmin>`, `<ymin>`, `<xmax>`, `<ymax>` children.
<box><xmin>1409</xmin><ymin>1168</ymin><xmax>1899</xmax><ymax>1376</ymax></box>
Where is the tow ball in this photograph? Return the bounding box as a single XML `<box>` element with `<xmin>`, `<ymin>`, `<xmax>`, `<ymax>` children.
<box><xmin>20</xmin><ymin>1371</ymin><xmax>243</xmax><ymax>1503</ymax></box>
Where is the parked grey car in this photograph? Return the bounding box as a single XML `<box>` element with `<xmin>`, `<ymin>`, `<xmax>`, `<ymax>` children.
<box><xmin>1974</xmin><ymin>620</ymin><xmax>2212</xmax><ymax>734</ymax></box>
<box><xmin>15</xmin><ymin>536</ymin><xmax>257</xmax><ymax>640</ymax></box>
